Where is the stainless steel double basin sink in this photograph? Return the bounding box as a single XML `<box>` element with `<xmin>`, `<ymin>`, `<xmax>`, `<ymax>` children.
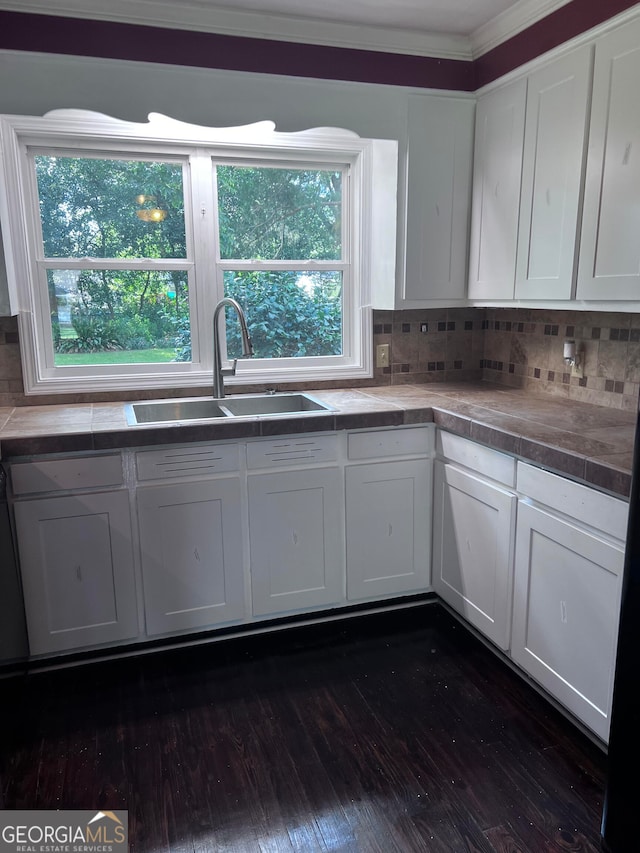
<box><xmin>125</xmin><ymin>392</ymin><xmax>334</xmax><ymax>426</ymax></box>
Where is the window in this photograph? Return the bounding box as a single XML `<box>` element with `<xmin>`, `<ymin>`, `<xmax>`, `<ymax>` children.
<box><xmin>0</xmin><ymin>112</ymin><xmax>397</xmax><ymax>394</ymax></box>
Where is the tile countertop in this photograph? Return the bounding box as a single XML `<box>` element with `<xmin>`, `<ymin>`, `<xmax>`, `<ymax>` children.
<box><xmin>0</xmin><ymin>381</ymin><xmax>636</xmax><ymax>498</ymax></box>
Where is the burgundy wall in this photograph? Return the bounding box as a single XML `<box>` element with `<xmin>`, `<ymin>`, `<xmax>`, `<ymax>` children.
<box><xmin>475</xmin><ymin>0</ymin><xmax>639</xmax><ymax>87</ymax></box>
<box><xmin>0</xmin><ymin>10</ymin><xmax>475</xmax><ymax>91</ymax></box>
<box><xmin>0</xmin><ymin>0</ymin><xmax>638</xmax><ymax>92</ymax></box>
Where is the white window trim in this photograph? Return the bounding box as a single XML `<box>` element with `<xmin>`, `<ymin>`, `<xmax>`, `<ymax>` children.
<box><xmin>0</xmin><ymin>110</ymin><xmax>398</xmax><ymax>395</ymax></box>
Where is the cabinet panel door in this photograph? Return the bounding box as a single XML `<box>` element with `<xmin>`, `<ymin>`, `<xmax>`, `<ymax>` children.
<box><xmin>346</xmin><ymin>459</ymin><xmax>431</xmax><ymax>600</ymax></box>
<box><xmin>14</xmin><ymin>491</ymin><xmax>138</xmax><ymax>655</ymax></box>
<box><xmin>432</xmin><ymin>462</ymin><xmax>516</xmax><ymax>650</ymax></box>
<box><xmin>468</xmin><ymin>77</ymin><xmax>527</xmax><ymax>300</ymax></box>
<box><xmin>515</xmin><ymin>45</ymin><xmax>592</xmax><ymax>300</ymax></box>
<box><xmin>404</xmin><ymin>96</ymin><xmax>474</xmax><ymax>303</ymax></box>
<box><xmin>513</xmin><ymin>502</ymin><xmax>624</xmax><ymax>741</ymax></box>
<box><xmin>137</xmin><ymin>478</ymin><xmax>244</xmax><ymax>636</ymax></box>
<box><xmin>248</xmin><ymin>468</ymin><xmax>344</xmax><ymax>616</ymax></box>
<box><xmin>578</xmin><ymin>18</ymin><xmax>640</xmax><ymax>300</ymax></box>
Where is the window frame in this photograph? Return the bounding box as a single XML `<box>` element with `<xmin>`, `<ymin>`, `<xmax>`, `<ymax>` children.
<box><xmin>0</xmin><ymin>111</ymin><xmax>398</xmax><ymax>395</ymax></box>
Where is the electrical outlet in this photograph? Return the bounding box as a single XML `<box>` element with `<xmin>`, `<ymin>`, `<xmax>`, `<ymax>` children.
<box><xmin>376</xmin><ymin>343</ymin><xmax>390</xmax><ymax>368</ymax></box>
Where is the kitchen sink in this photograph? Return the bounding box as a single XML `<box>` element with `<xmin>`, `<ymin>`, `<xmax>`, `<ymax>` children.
<box><xmin>221</xmin><ymin>393</ymin><xmax>332</xmax><ymax>417</ymax></box>
<box><xmin>125</xmin><ymin>392</ymin><xmax>334</xmax><ymax>425</ymax></box>
<box><xmin>125</xmin><ymin>399</ymin><xmax>229</xmax><ymax>424</ymax></box>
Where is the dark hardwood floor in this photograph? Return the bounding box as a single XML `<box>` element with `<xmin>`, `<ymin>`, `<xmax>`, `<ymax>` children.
<box><xmin>0</xmin><ymin>604</ymin><xmax>607</xmax><ymax>852</ymax></box>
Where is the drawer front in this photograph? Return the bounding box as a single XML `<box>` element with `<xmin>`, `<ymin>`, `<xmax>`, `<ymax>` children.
<box><xmin>437</xmin><ymin>430</ymin><xmax>516</xmax><ymax>487</ymax></box>
<box><xmin>347</xmin><ymin>426</ymin><xmax>433</xmax><ymax>460</ymax></box>
<box><xmin>517</xmin><ymin>461</ymin><xmax>628</xmax><ymax>541</ymax></box>
<box><xmin>136</xmin><ymin>443</ymin><xmax>240</xmax><ymax>480</ymax></box>
<box><xmin>11</xmin><ymin>454</ymin><xmax>123</xmax><ymax>495</ymax></box>
<box><xmin>247</xmin><ymin>434</ymin><xmax>339</xmax><ymax>469</ymax></box>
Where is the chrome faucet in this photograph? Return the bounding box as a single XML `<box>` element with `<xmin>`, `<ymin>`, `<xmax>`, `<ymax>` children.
<box><xmin>213</xmin><ymin>297</ymin><xmax>254</xmax><ymax>398</ymax></box>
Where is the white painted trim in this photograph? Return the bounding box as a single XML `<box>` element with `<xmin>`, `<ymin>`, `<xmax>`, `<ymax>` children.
<box><xmin>1</xmin><ymin>0</ymin><xmax>639</xmax><ymax>66</ymax></box>
<box><xmin>0</xmin><ymin>0</ymin><xmax>473</xmax><ymax>60</ymax></box>
<box><xmin>0</xmin><ymin>110</ymin><xmax>397</xmax><ymax>394</ymax></box>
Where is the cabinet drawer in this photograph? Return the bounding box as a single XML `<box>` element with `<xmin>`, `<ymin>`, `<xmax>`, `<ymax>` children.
<box><xmin>437</xmin><ymin>431</ymin><xmax>516</xmax><ymax>487</ymax></box>
<box><xmin>247</xmin><ymin>434</ymin><xmax>338</xmax><ymax>469</ymax></box>
<box><xmin>347</xmin><ymin>426</ymin><xmax>432</xmax><ymax>460</ymax></box>
<box><xmin>11</xmin><ymin>454</ymin><xmax>122</xmax><ymax>495</ymax></box>
<box><xmin>136</xmin><ymin>443</ymin><xmax>240</xmax><ymax>480</ymax></box>
<box><xmin>517</xmin><ymin>462</ymin><xmax>628</xmax><ymax>540</ymax></box>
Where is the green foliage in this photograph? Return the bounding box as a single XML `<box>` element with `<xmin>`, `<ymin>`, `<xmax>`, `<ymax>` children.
<box><xmin>35</xmin><ymin>156</ymin><xmax>186</xmax><ymax>260</ymax></box>
<box><xmin>173</xmin><ymin>314</ymin><xmax>193</xmax><ymax>362</ymax></box>
<box><xmin>55</xmin><ymin>309</ymin><xmax>122</xmax><ymax>353</ymax></box>
<box><xmin>224</xmin><ymin>271</ymin><xmax>342</xmax><ymax>359</ymax></box>
<box><xmin>48</xmin><ymin>268</ymin><xmax>189</xmax><ymax>356</ymax></box>
<box><xmin>37</xmin><ymin>156</ymin><xmax>345</xmax><ymax>365</ymax></box>
<box><xmin>217</xmin><ymin>166</ymin><xmax>342</xmax><ymax>261</ymax></box>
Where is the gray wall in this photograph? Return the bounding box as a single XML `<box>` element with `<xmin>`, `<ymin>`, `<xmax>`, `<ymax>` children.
<box><xmin>0</xmin><ymin>49</ymin><xmax>454</xmax><ymax>314</ymax></box>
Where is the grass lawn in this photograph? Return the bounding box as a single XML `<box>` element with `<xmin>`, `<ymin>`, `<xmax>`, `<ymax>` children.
<box><xmin>54</xmin><ymin>348</ymin><xmax>177</xmax><ymax>366</ymax></box>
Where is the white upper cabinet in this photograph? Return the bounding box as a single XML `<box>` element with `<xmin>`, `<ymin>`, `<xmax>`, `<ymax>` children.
<box><xmin>468</xmin><ymin>77</ymin><xmax>527</xmax><ymax>300</ymax></box>
<box><xmin>402</xmin><ymin>95</ymin><xmax>474</xmax><ymax>305</ymax></box>
<box><xmin>578</xmin><ymin>17</ymin><xmax>640</xmax><ymax>301</ymax></box>
<box><xmin>469</xmin><ymin>46</ymin><xmax>592</xmax><ymax>303</ymax></box>
<box><xmin>515</xmin><ymin>46</ymin><xmax>592</xmax><ymax>301</ymax></box>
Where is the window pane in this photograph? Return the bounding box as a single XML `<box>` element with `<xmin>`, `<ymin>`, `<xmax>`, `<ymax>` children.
<box><xmin>223</xmin><ymin>270</ymin><xmax>342</xmax><ymax>358</ymax></box>
<box><xmin>217</xmin><ymin>166</ymin><xmax>342</xmax><ymax>260</ymax></box>
<box><xmin>48</xmin><ymin>269</ymin><xmax>191</xmax><ymax>365</ymax></box>
<box><xmin>35</xmin><ymin>156</ymin><xmax>186</xmax><ymax>259</ymax></box>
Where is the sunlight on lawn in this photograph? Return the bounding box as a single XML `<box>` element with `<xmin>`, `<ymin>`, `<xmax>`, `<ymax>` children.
<box><xmin>54</xmin><ymin>349</ymin><xmax>177</xmax><ymax>366</ymax></box>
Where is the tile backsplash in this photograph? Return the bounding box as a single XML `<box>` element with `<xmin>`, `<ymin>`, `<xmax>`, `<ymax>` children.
<box><xmin>3</xmin><ymin>308</ymin><xmax>640</xmax><ymax>410</ymax></box>
<box><xmin>371</xmin><ymin>308</ymin><xmax>484</xmax><ymax>386</ymax></box>
<box><xmin>374</xmin><ymin>307</ymin><xmax>640</xmax><ymax>411</ymax></box>
<box><xmin>480</xmin><ymin>308</ymin><xmax>640</xmax><ymax>412</ymax></box>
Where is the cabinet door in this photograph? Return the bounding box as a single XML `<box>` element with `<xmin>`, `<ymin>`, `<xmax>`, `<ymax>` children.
<box><xmin>404</xmin><ymin>95</ymin><xmax>474</xmax><ymax>304</ymax></box>
<box><xmin>432</xmin><ymin>461</ymin><xmax>516</xmax><ymax>650</ymax></box>
<box><xmin>346</xmin><ymin>459</ymin><xmax>431</xmax><ymax>600</ymax></box>
<box><xmin>14</xmin><ymin>491</ymin><xmax>138</xmax><ymax>655</ymax></box>
<box><xmin>578</xmin><ymin>18</ymin><xmax>640</xmax><ymax>300</ymax></box>
<box><xmin>468</xmin><ymin>77</ymin><xmax>527</xmax><ymax>300</ymax></box>
<box><xmin>512</xmin><ymin>502</ymin><xmax>624</xmax><ymax>741</ymax></box>
<box><xmin>515</xmin><ymin>45</ymin><xmax>592</xmax><ymax>300</ymax></box>
<box><xmin>137</xmin><ymin>478</ymin><xmax>244</xmax><ymax>636</ymax></box>
<box><xmin>248</xmin><ymin>468</ymin><xmax>344</xmax><ymax>616</ymax></box>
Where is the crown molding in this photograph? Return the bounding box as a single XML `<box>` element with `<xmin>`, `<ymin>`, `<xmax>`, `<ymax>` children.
<box><xmin>470</xmin><ymin>0</ymin><xmax>574</xmax><ymax>58</ymax></box>
<box><xmin>0</xmin><ymin>0</ymin><xmax>473</xmax><ymax>59</ymax></box>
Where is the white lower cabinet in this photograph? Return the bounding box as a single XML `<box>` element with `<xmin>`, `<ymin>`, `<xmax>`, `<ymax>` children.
<box><xmin>7</xmin><ymin>426</ymin><xmax>630</xmax><ymax>744</ymax></box>
<box><xmin>432</xmin><ymin>434</ymin><xmax>517</xmax><ymax>650</ymax></box>
<box><xmin>14</xmin><ymin>489</ymin><xmax>138</xmax><ymax>655</ymax></box>
<box><xmin>512</xmin><ymin>464</ymin><xmax>626</xmax><ymax>742</ymax></box>
<box><xmin>345</xmin><ymin>426</ymin><xmax>433</xmax><ymax>601</ymax></box>
<box><xmin>137</xmin><ymin>477</ymin><xmax>244</xmax><ymax>636</ymax></box>
<box><xmin>346</xmin><ymin>459</ymin><xmax>431</xmax><ymax>600</ymax></box>
<box><xmin>248</xmin><ymin>467</ymin><xmax>344</xmax><ymax>616</ymax></box>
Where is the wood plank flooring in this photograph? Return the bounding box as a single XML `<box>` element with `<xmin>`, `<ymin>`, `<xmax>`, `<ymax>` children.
<box><xmin>0</xmin><ymin>603</ymin><xmax>607</xmax><ymax>852</ymax></box>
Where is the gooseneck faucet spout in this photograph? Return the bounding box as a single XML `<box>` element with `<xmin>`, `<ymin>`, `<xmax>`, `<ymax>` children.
<box><xmin>213</xmin><ymin>297</ymin><xmax>254</xmax><ymax>399</ymax></box>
